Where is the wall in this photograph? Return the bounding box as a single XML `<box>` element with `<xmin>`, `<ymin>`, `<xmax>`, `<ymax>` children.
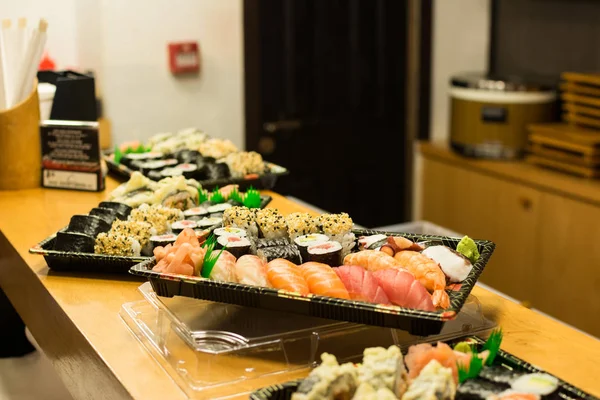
<box><xmin>413</xmin><ymin>0</ymin><xmax>491</xmax><ymax>219</ymax></box>
<box><xmin>78</xmin><ymin>0</ymin><xmax>245</xmax><ymax>147</ymax></box>
<box><xmin>2</xmin><ymin>0</ymin><xmax>78</xmax><ymax>69</ymax></box>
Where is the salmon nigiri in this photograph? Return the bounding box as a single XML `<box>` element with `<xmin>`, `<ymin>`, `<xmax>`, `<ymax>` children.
<box><xmin>394</xmin><ymin>251</ymin><xmax>450</xmax><ymax>309</ymax></box>
<box><xmin>266</xmin><ymin>258</ymin><xmax>310</xmax><ymax>295</ymax></box>
<box><xmin>300</xmin><ymin>262</ymin><xmax>350</xmax><ymax>299</ymax></box>
<box><xmin>335</xmin><ymin>265</ymin><xmax>390</xmax><ymax>304</ymax></box>
<box><xmin>373</xmin><ymin>269</ymin><xmax>435</xmax><ymax>311</ymax></box>
<box><xmin>343</xmin><ymin>250</ymin><xmax>403</xmax><ymax>272</ymax></box>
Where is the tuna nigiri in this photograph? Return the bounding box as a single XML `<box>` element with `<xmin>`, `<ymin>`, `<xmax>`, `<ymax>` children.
<box><xmin>335</xmin><ymin>265</ymin><xmax>390</xmax><ymax>304</ymax></box>
<box><xmin>300</xmin><ymin>262</ymin><xmax>350</xmax><ymax>299</ymax></box>
<box><xmin>394</xmin><ymin>251</ymin><xmax>450</xmax><ymax>309</ymax></box>
<box><xmin>373</xmin><ymin>269</ymin><xmax>435</xmax><ymax>312</ymax></box>
<box><xmin>343</xmin><ymin>250</ymin><xmax>403</xmax><ymax>272</ymax></box>
<box><xmin>208</xmin><ymin>250</ymin><xmax>237</xmax><ymax>282</ymax></box>
<box><xmin>266</xmin><ymin>258</ymin><xmax>310</xmax><ymax>295</ymax></box>
<box><xmin>235</xmin><ymin>255</ymin><xmax>272</xmax><ymax>287</ymax></box>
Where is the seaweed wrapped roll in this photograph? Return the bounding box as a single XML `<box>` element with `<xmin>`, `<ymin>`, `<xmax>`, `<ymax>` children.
<box><xmin>206</xmin><ymin>162</ymin><xmax>231</xmax><ymax>180</ymax></box>
<box><xmin>257</xmin><ymin>244</ymin><xmax>301</xmax><ymax>264</ymax></box>
<box><xmin>306</xmin><ymin>241</ymin><xmax>342</xmax><ymax>266</ymax></box>
<box><xmin>54</xmin><ymin>231</ymin><xmax>95</xmax><ymax>253</ymax></box>
<box><xmin>217</xmin><ymin>235</ymin><xmax>251</xmax><ymax>258</ymax></box>
<box><xmin>98</xmin><ymin>201</ymin><xmax>133</xmax><ymax>218</ymax></box>
<box><xmin>67</xmin><ymin>215</ymin><xmax>111</xmax><ymax>237</ymax></box>
<box><xmin>294</xmin><ymin>234</ymin><xmax>329</xmax><ymax>261</ymax></box>
<box><xmin>89</xmin><ymin>207</ymin><xmax>122</xmax><ymax>224</ymax></box>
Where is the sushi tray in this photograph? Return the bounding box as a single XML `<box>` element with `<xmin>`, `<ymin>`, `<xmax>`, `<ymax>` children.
<box><xmin>120</xmin><ymin>281</ymin><xmax>496</xmax><ymax>400</ymax></box>
<box><xmin>104</xmin><ymin>128</ymin><xmax>289</xmax><ymax>190</ymax></box>
<box><xmin>129</xmin><ymin>205</ymin><xmax>495</xmax><ymax>335</ymax></box>
<box><xmin>30</xmin><ymin>176</ymin><xmax>273</xmax><ymax>273</ymax></box>
<box><xmin>250</xmin><ymin>334</ymin><xmax>597</xmax><ymax>400</ymax></box>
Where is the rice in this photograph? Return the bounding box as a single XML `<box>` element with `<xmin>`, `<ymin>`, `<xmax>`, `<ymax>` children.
<box><xmin>110</xmin><ymin>220</ymin><xmax>156</xmax><ymax>248</ymax></box>
<box><xmin>223</xmin><ymin>206</ymin><xmax>259</xmax><ymax>238</ymax></box>
<box><xmin>286</xmin><ymin>212</ymin><xmax>318</xmax><ymax>241</ymax></box>
<box><xmin>129</xmin><ymin>204</ymin><xmax>183</xmax><ymax>234</ymax></box>
<box><xmin>256</xmin><ymin>208</ymin><xmax>288</xmax><ymax>240</ymax></box>
<box><xmin>94</xmin><ymin>232</ymin><xmax>141</xmax><ymax>256</ymax></box>
<box><xmin>318</xmin><ymin>213</ymin><xmax>355</xmax><ymax>257</ymax></box>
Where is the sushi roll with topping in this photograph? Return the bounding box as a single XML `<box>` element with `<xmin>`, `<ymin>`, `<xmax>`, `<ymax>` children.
<box><xmin>94</xmin><ymin>232</ymin><xmax>142</xmax><ymax>256</ymax></box>
<box><xmin>358</xmin><ymin>345</ymin><xmax>408</xmax><ymax>398</ymax></box>
<box><xmin>67</xmin><ymin>215</ymin><xmax>111</xmax><ymax>237</ymax></box>
<box><xmin>217</xmin><ymin>235</ymin><xmax>251</xmax><ymax>258</ymax></box>
<box><xmin>422</xmin><ymin>245</ymin><xmax>473</xmax><ymax>283</ymax></box>
<box><xmin>171</xmin><ymin>220</ymin><xmax>198</xmax><ymax>234</ymax></box>
<box><xmin>109</xmin><ymin>172</ymin><xmax>157</xmax><ymax>207</ymax></box>
<box><xmin>110</xmin><ymin>220</ymin><xmax>157</xmax><ymax>249</ymax></box>
<box><xmin>54</xmin><ymin>231</ymin><xmax>95</xmax><ymax>253</ymax></box>
<box><xmin>98</xmin><ymin>201</ymin><xmax>133</xmax><ymax>218</ymax></box>
<box><xmin>318</xmin><ymin>213</ymin><xmax>355</xmax><ymax>257</ymax></box>
<box><xmin>129</xmin><ymin>204</ymin><xmax>184</xmax><ymax>234</ymax></box>
<box><xmin>153</xmin><ymin>176</ymin><xmax>199</xmax><ymax>210</ymax></box>
<box><xmin>292</xmin><ymin>353</ymin><xmax>358</xmax><ymax>400</ymax></box>
<box><xmin>353</xmin><ymin>383</ymin><xmax>397</xmax><ymax>400</ymax></box>
<box><xmin>213</xmin><ymin>227</ymin><xmax>247</xmax><ymax>237</ymax></box>
<box><xmin>223</xmin><ymin>206</ymin><xmax>259</xmax><ymax>238</ymax></box>
<box><xmin>401</xmin><ymin>359</ymin><xmax>455</xmax><ymax>400</ymax></box>
<box><xmin>294</xmin><ymin>233</ymin><xmax>329</xmax><ymax>262</ymax></box>
<box><xmin>257</xmin><ymin>245</ymin><xmax>301</xmax><ymax>264</ymax></box>
<box><xmin>256</xmin><ymin>208</ymin><xmax>288</xmax><ymax>239</ymax></box>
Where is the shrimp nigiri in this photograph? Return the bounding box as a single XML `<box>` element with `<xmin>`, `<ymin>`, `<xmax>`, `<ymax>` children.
<box><xmin>343</xmin><ymin>250</ymin><xmax>403</xmax><ymax>272</ymax></box>
<box><xmin>394</xmin><ymin>251</ymin><xmax>450</xmax><ymax>309</ymax></box>
<box><xmin>300</xmin><ymin>262</ymin><xmax>350</xmax><ymax>299</ymax></box>
<box><xmin>266</xmin><ymin>258</ymin><xmax>310</xmax><ymax>295</ymax></box>
<box><xmin>235</xmin><ymin>255</ymin><xmax>271</xmax><ymax>287</ymax></box>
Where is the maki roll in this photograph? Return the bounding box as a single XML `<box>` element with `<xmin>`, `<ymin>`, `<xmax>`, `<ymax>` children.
<box><xmin>207</xmin><ymin>203</ymin><xmax>232</xmax><ymax>214</ymax></box>
<box><xmin>256</xmin><ymin>237</ymin><xmax>290</xmax><ymax>250</ymax></box>
<box><xmin>89</xmin><ymin>207</ymin><xmax>122</xmax><ymax>224</ymax></box>
<box><xmin>257</xmin><ymin>244</ymin><xmax>301</xmax><ymax>264</ymax></box>
<box><xmin>109</xmin><ymin>220</ymin><xmax>156</xmax><ymax>249</ymax></box>
<box><xmin>205</xmin><ymin>162</ymin><xmax>231</xmax><ymax>180</ymax></box>
<box><xmin>54</xmin><ymin>231</ymin><xmax>95</xmax><ymax>253</ymax></box>
<box><xmin>94</xmin><ymin>232</ymin><xmax>142</xmax><ymax>256</ymax></box>
<box><xmin>223</xmin><ymin>206</ymin><xmax>259</xmax><ymax>238</ymax></box>
<box><xmin>294</xmin><ymin>233</ymin><xmax>329</xmax><ymax>262</ymax></box>
<box><xmin>256</xmin><ymin>208</ymin><xmax>288</xmax><ymax>239</ymax></box>
<box><xmin>217</xmin><ymin>235</ymin><xmax>251</xmax><ymax>258</ymax></box>
<box><xmin>510</xmin><ymin>373</ymin><xmax>558</xmax><ymax>396</ymax></box>
<box><xmin>170</xmin><ymin>220</ymin><xmax>198</xmax><ymax>234</ymax></box>
<box><xmin>129</xmin><ymin>203</ymin><xmax>184</xmax><ymax>234</ymax></box>
<box><xmin>98</xmin><ymin>201</ymin><xmax>133</xmax><ymax>218</ymax></box>
<box><xmin>213</xmin><ymin>227</ymin><xmax>247</xmax><ymax>237</ymax></box>
<box><xmin>195</xmin><ymin>217</ymin><xmax>222</xmax><ymax>229</ymax></box>
<box><xmin>306</xmin><ymin>241</ymin><xmax>342</xmax><ymax>266</ymax></box>
<box><xmin>286</xmin><ymin>212</ymin><xmax>318</xmax><ymax>242</ymax></box>
<box><xmin>175</xmin><ymin>163</ymin><xmax>201</xmax><ymax>179</ymax></box>
<box><xmin>183</xmin><ymin>207</ymin><xmax>209</xmax><ymax>220</ymax></box>
<box><xmin>318</xmin><ymin>213</ymin><xmax>355</xmax><ymax>258</ymax></box>
<box><xmin>67</xmin><ymin>215</ymin><xmax>111</xmax><ymax>237</ymax></box>
<box><xmin>149</xmin><ymin>234</ymin><xmax>177</xmax><ymax>252</ymax></box>
<box><xmin>119</xmin><ymin>152</ymin><xmax>163</xmax><ymax>169</ymax></box>
<box><xmin>174</xmin><ymin>149</ymin><xmax>202</xmax><ymax>164</ymax></box>
<box><xmin>160</xmin><ymin>167</ymin><xmax>184</xmax><ymax>178</ymax></box>
<box><xmin>479</xmin><ymin>366</ymin><xmax>523</xmax><ymax>386</ymax></box>
<box><xmin>457</xmin><ymin>379</ymin><xmax>505</xmax><ymax>399</ymax></box>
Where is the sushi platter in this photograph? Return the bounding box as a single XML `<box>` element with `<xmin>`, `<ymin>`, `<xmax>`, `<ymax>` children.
<box><xmin>29</xmin><ymin>173</ymin><xmax>272</xmax><ymax>273</ymax></box>
<box><xmin>250</xmin><ymin>335</ymin><xmax>597</xmax><ymax>400</ymax></box>
<box><xmin>104</xmin><ymin>127</ymin><xmax>289</xmax><ymax>190</ymax></box>
<box><xmin>129</xmin><ymin>206</ymin><xmax>495</xmax><ymax>335</ymax></box>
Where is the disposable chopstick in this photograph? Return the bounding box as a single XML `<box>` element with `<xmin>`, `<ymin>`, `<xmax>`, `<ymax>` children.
<box><xmin>0</xmin><ymin>24</ymin><xmax>6</xmax><ymax>110</ymax></box>
<box><xmin>13</xmin><ymin>19</ymin><xmax>47</xmax><ymax>106</ymax></box>
<box><xmin>1</xmin><ymin>19</ymin><xmax>14</xmax><ymax>109</ymax></box>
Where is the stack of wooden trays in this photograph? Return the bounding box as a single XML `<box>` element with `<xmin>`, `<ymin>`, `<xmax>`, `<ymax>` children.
<box><xmin>526</xmin><ymin>72</ymin><xmax>600</xmax><ymax>178</ymax></box>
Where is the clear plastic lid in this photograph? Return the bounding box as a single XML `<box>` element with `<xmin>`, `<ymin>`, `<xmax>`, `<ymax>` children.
<box><xmin>120</xmin><ymin>283</ymin><xmax>495</xmax><ymax>399</ymax></box>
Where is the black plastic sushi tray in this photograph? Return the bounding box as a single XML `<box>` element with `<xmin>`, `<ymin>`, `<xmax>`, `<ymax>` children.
<box><xmin>29</xmin><ymin>195</ymin><xmax>273</xmax><ymax>274</ymax></box>
<box><xmin>249</xmin><ymin>336</ymin><xmax>598</xmax><ymax>400</ymax></box>
<box><xmin>129</xmin><ymin>230</ymin><xmax>495</xmax><ymax>335</ymax></box>
<box><xmin>104</xmin><ymin>151</ymin><xmax>289</xmax><ymax>191</ymax></box>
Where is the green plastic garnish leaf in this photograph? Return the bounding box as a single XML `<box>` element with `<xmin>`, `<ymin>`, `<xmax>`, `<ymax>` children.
<box><xmin>457</xmin><ymin>235</ymin><xmax>480</xmax><ymax>264</ymax></box>
<box><xmin>210</xmin><ymin>188</ymin><xmax>225</xmax><ymax>204</ymax></box>
<box><xmin>457</xmin><ymin>347</ymin><xmax>484</xmax><ymax>384</ymax></box>
<box><xmin>135</xmin><ymin>144</ymin><xmax>147</xmax><ymax>153</ymax></box>
<box><xmin>228</xmin><ymin>187</ymin><xmax>243</xmax><ymax>204</ymax></box>
<box><xmin>243</xmin><ymin>186</ymin><xmax>262</xmax><ymax>208</ymax></box>
<box><xmin>201</xmin><ymin>235</ymin><xmax>225</xmax><ymax>278</ymax></box>
<box><xmin>482</xmin><ymin>328</ymin><xmax>503</xmax><ymax>366</ymax></box>
<box><xmin>198</xmin><ymin>188</ymin><xmax>209</xmax><ymax>204</ymax></box>
<box><xmin>114</xmin><ymin>146</ymin><xmax>124</xmax><ymax>164</ymax></box>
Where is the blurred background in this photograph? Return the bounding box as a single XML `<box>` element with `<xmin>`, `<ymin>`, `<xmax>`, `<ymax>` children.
<box><xmin>3</xmin><ymin>0</ymin><xmax>600</xmax><ymax>368</ymax></box>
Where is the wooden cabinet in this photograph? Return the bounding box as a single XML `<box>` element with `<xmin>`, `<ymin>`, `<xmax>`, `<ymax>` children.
<box><xmin>420</xmin><ymin>143</ymin><xmax>600</xmax><ymax>337</ymax></box>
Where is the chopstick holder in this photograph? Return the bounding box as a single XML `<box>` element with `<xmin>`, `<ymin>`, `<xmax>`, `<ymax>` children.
<box><xmin>0</xmin><ymin>81</ymin><xmax>41</xmax><ymax>190</ymax></box>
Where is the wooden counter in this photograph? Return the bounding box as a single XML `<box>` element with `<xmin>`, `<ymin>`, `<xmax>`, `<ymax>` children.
<box><xmin>0</xmin><ymin>178</ymin><xmax>599</xmax><ymax>399</ymax></box>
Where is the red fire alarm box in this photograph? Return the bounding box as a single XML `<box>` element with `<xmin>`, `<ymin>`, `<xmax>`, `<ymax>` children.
<box><xmin>168</xmin><ymin>42</ymin><xmax>200</xmax><ymax>75</ymax></box>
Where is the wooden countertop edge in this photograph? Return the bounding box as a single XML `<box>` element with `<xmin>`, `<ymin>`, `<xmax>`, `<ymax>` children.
<box><xmin>419</xmin><ymin>141</ymin><xmax>600</xmax><ymax>207</ymax></box>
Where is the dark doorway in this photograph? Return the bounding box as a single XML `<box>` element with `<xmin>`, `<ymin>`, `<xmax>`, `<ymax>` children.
<box><xmin>244</xmin><ymin>0</ymin><xmax>429</xmax><ymax>227</ymax></box>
